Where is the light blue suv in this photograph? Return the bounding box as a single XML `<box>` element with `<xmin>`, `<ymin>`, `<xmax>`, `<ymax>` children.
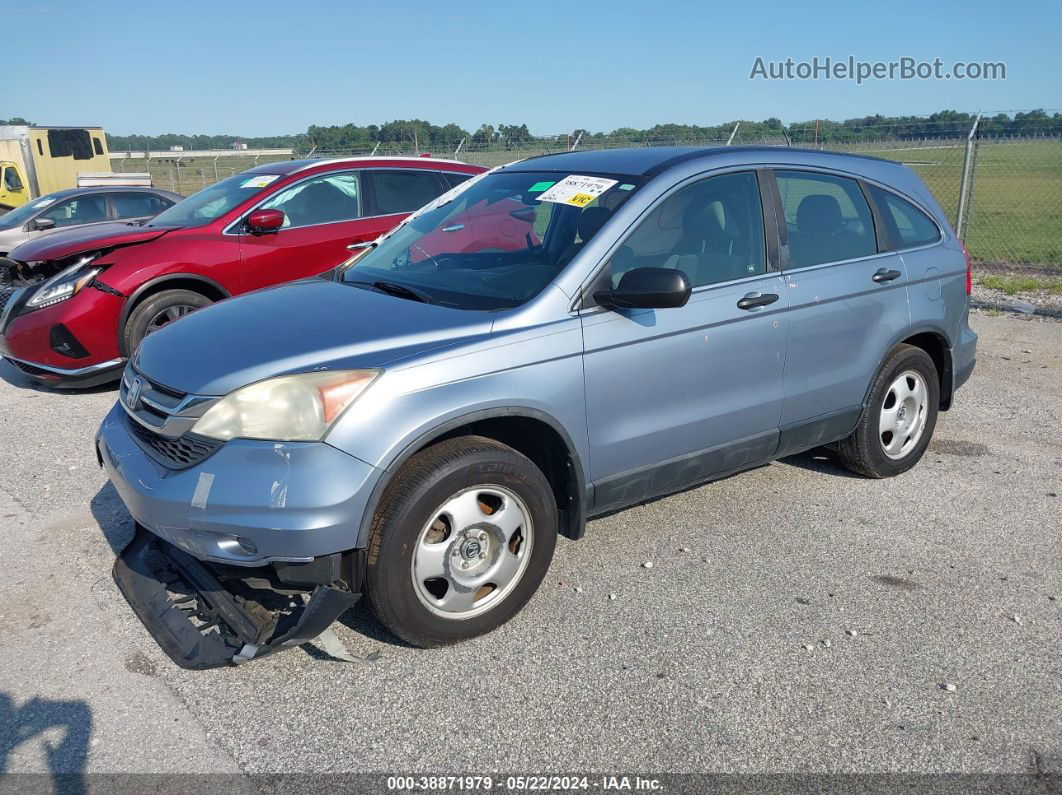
<box><xmin>98</xmin><ymin>147</ymin><xmax>977</xmax><ymax>667</ymax></box>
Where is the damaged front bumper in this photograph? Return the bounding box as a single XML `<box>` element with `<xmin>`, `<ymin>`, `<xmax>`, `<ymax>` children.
<box><xmin>114</xmin><ymin>524</ymin><xmax>361</xmax><ymax>669</ymax></box>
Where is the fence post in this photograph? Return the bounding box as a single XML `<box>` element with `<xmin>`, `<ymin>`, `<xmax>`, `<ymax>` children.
<box><xmin>370</xmin><ymin>142</ymin><xmax>380</xmax><ymax>156</ymax></box>
<box><xmin>570</xmin><ymin>132</ymin><xmax>583</xmax><ymax>151</ymax></box>
<box><xmin>452</xmin><ymin>138</ymin><xmax>465</xmax><ymax>159</ymax></box>
<box><xmin>213</xmin><ymin>152</ymin><xmax>219</xmax><ymax>182</ymax></box>
<box><xmin>955</xmin><ymin>113</ymin><xmax>982</xmax><ymax>241</ymax></box>
<box><xmin>726</xmin><ymin>122</ymin><xmax>740</xmax><ymax>146</ymax></box>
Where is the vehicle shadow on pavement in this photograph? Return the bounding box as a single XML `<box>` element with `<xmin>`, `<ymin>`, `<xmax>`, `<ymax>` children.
<box><xmin>778</xmin><ymin>448</ymin><xmax>866</xmax><ymax>479</ymax></box>
<box><xmin>89</xmin><ymin>482</ymin><xmax>134</xmax><ymax>556</ymax></box>
<box><xmin>0</xmin><ymin>691</ymin><xmax>91</xmax><ymax>788</ymax></box>
<box><xmin>333</xmin><ymin>602</ymin><xmax>416</xmax><ymax>650</ymax></box>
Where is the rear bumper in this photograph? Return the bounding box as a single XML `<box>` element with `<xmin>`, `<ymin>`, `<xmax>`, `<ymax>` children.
<box><xmin>113</xmin><ymin>524</ymin><xmax>360</xmax><ymax>669</ymax></box>
<box><xmin>951</xmin><ymin>321</ymin><xmax>978</xmax><ymax>395</ymax></box>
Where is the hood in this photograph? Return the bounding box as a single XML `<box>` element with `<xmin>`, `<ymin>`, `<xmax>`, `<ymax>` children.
<box><xmin>0</xmin><ymin>225</ymin><xmax>32</xmax><ymax>255</ymax></box>
<box><xmin>135</xmin><ymin>278</ymin><xmax>495</xmax><ymax>396</ymax></box>
<box><xmin>8</xmin><ymin>222</ymin><xmax>173</xmax><ymax>263</ymax></box>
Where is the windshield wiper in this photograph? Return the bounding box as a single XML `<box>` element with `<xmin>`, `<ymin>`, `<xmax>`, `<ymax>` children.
<box><xmin>369</xmin><ymin>280</ymin><xmax>436</xmax><ymax>305</ymax></box>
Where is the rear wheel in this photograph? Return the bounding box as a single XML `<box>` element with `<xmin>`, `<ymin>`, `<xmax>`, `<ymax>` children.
<box><xmin>836</xmin><ymin>344</ymin><xmax>939</xmax><ymax>478</ymax></box>
<box><xmin>366</xmin><ymin>436</ymin><xmax>557</xmax><ymax>647</ymax></box>
<box><xmin>123</xmin><ymin>289</ymin><xmax>211</xmax><ymax>355</ymax></box>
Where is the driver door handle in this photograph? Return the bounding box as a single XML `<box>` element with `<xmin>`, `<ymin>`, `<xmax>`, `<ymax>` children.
<box><xmin>872</xmin><ymin>268</ymin><xmax>902</xmax><ymax>283</ymax></box>
<box><xmin>736</xmin><ymin>292</ymin><xmax>779</xmax><ymax>311</ymax></box>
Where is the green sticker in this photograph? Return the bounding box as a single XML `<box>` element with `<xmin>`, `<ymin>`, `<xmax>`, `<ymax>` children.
<box><xmin>618</xmin><ymin>183</ymin><xmax>635</xmax><ymax>191</ymax></box>
<box><xmin>528</xmin><ymin>181</ymin><xmax>555</xmax><ymax>193</ymax></box>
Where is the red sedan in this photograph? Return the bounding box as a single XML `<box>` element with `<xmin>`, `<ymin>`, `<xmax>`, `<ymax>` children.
<box><xmin>0</xmin><ymin>157</ymin><xmax>485</xmax><ymax>387</ymax></box>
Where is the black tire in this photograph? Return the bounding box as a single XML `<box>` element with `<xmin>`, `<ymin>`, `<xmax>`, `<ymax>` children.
<box><xmin>122</xmin><ymin>289</ymin><xmax>211</xmax><ymax>355</ymax></box>
<box><xmin>366</xmin><ymin>435</ymin><xmax>557</xmax><ymax>648</ymax></box>
<box><xmin>836</xmin><ymin>344</ymin><xmax>940</xmax><ymax>478</ymax></box>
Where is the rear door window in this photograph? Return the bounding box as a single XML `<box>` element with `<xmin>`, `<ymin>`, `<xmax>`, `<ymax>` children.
<box><xmin>370</xmin><ymin>170</ymin><xmax>449</xmax><ymax>216</ymax></box>
<box><xmin>868</xmin><ymin>185</ymin><xmax>941</xmax><ymax>248</ymax></box>
<box><xmin>111</xmin><ymin>192</ymin><xmax>172</xmax><ymax>219</ymax></box>
<box><xmin>775</xmin><ymin>170</ymin><xmax>877</xmax><ymax>267</ymax></box>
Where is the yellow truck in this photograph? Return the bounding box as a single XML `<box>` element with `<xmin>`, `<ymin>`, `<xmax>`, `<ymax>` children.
<box><xmin>0</xmin><ymin>125</ymin><xmax>117</xmax><ymax>211</ymax></box>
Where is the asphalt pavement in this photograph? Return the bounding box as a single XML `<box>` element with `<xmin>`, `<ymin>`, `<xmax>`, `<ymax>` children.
<box><xmin>0</xmin><ymin>311</ymin><xmax>1058</xmax><ymax>779</ymax></box>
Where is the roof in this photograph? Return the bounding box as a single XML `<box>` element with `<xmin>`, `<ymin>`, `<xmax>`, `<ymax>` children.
<box><xmin>36</xmin><ymin>186</ymin><xmax>181</xmax><ymax>200</ymax></box>
<box><xmin>508</xmin><ymin>145</ymin><xmax>895</xmax><ymax>177</ymax></box>
<box><xmin>242</xmin><ymin>156</ymin><xmax>478</xmax><ymax>176</ymax></box>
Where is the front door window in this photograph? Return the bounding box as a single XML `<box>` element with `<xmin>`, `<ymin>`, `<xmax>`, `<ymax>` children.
<box><xmin>258</xmin><ymin>173</ymin><xmax>362</xmax><ymax>229</ymax></box>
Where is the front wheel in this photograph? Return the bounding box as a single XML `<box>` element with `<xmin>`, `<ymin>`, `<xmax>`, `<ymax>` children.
<box><xmin>123</xmin><ymin>289</ymin><xmax>212</xmax><ymax>356</ymax></box>
<box><xmin>366</xmin><ymin>436</ymin><xmax>557</xmax><ymax>647</ymax></box>
<box><xmin>836</xmin><ymin>344</ymin><xmax>940</xmax><ymax>478</ymax></box>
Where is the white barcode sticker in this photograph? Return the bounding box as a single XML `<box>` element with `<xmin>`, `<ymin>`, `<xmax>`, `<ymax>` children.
<box><xmin>535</xmin><ymin>175</ymin><xmax>618</xmax><ymax>207</ymax></box>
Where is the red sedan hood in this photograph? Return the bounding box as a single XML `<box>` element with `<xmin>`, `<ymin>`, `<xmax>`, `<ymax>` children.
<box><xmin>9</xmin><ymin>222</ymin><xmax>174</xmax><ymax>262</ymax></box>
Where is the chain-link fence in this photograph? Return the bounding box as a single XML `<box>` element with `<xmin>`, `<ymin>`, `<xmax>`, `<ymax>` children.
<box><xmin>110</xmin><ymin>114</ymin><xmax>1062</xmax><ymax>271</ymax></box>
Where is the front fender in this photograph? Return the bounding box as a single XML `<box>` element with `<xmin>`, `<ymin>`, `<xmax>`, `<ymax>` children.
<box><xmin>324</xmin><ymin>319</ymin><xmax>589</xmax><ymax>547</ymax></box>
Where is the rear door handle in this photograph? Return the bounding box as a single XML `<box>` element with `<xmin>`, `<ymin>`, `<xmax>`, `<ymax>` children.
<box><xmin>736</xmin><ymin>292</ymin><xmax>779</xmax><ymax>311</ymax></box>
<box><xmin>872</xmin><ymin>268</ymin><xmax>902</xmax><ymax>283</ymax></box>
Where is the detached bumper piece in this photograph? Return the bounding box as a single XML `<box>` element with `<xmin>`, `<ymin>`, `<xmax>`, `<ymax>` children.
<box><xmin>113</xmin><ymin>525</ymin><xmax>359</xmax><ymax>670</ymax></box>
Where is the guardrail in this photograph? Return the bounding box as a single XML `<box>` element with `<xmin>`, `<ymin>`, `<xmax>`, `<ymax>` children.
<box><xmin>109</xmin><ymin>148</ymin><xmax>294</xmax><ymax>159</ymax></box>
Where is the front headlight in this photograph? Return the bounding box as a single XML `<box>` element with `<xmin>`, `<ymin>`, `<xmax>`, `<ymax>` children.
<box><xmin>191</xmin><ymin>370</ymin><xmax>381</xmax><ymax>442</ymax></box>
<box><xmin>24</xmin><ymin>254</ymin><xmax>102</xmax><ymax>310</ymax></box>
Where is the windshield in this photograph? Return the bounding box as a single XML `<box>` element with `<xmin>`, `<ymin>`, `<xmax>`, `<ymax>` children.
<box><xmin>147</xmin><ymin>173</ymin><xmax>282</xmax><ymax>228</ymax></box>
<box><xmin>340</xmin><ymin>170</ymin><xmax>641</xmax><ymax>310</ymax></box>
<box><xmin>0</xmin><ymin>195</ymin><xmax>65</xmax><ymax>230</ymax></box>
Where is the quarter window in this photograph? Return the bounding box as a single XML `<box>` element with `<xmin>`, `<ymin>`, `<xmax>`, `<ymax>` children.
<box><xmin>371</xmin><ymin>170</ymin><xmax>448</xmax><ymax>216</ymax></box>
<box><xmin>112</xmin><ymin>192</ymin><xmax>172</xmax><ymax>219</ymax></box>
<box><xmin>443</xmin><ymin>172</ymin><xmax>474</xmax><ymax>189</ymax></box>
<box><xmin>259</xmin><ymin>172</ymin><xmax>362</xmax><ymax>229</ymax></box>
<box><xmin>775</xmin><ymin>171</ymin><xmax>877</xmax><ymax>267</ymax></box>
<box><xmin>604</xmin><ymin>171</ymin><xmax>766</xmax><ymax>289</ymax></box>
<box><xmin>868</xmin><ymin>185</ymin><xmax>940</xmax><ymax>248</ymax></box>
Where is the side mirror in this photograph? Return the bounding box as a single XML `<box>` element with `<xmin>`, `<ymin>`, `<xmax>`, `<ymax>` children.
<box><xmin>593</xmin><ymin>266</ymin><xmax>692</xmax><ymax>310</ymax></box>
<box><xmin>246</xmin><ymin>208</ymin><xmax>285</xmax><ymax>234</ymax></box>
<box><xmin>32</xmin><ymin>217</ymin><xmax>57</xmax><ymax>231</ymax></box>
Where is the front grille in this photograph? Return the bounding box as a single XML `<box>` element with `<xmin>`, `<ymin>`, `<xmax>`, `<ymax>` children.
<box><xmin>10</xmin><ymin>358</ymin><xmax>48</xmax><ymax>376</ymax></box>
<box><xmin>127</xmin><ymin>415</ymin><xmax>222</xmax><ymax>469</ymax></box>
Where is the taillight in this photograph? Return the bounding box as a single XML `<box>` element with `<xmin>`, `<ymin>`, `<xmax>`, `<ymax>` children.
<box><xmin>962</xmin><ymin>245</ymin><xmax>972</xmax><ymax>295</ymax></box>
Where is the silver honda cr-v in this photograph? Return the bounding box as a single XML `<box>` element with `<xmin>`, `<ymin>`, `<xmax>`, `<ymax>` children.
<box><xmin>97</xmin><ymin>147</ymin><xmax>977</xmax><ymax>668</ymax></box>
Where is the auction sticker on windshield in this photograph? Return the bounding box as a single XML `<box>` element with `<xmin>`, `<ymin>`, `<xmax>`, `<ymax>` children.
<box><xmin>241</xmin><ymin>175</ymin><xmax>280</xmax><ymax>189</ymax></box>
<box><xmin>535</xmin><ymin>175</ymin><xmax>618</xmax><ymax>207</ymax></box>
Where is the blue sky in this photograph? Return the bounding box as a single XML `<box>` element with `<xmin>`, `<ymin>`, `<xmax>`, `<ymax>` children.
<box><xmin>7</xmin><ymin>0</ymin><xmax>1059</xmax><ymax>135</ymax></box>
